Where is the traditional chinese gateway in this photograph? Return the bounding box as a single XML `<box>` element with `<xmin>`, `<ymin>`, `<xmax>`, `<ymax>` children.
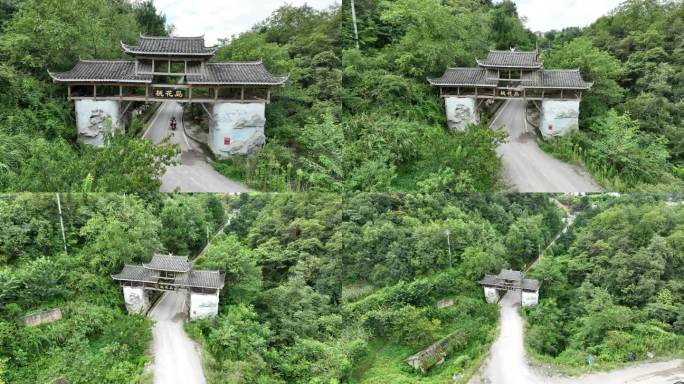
<box><xmin>479</xmin><ymin>269</ymin><xmax>541</xmax><ymax>307</ymax></box>
<box><xmin>50</xmin><ymin>36</ymin><xmax>288</xmax><ymax>157</ymax></box>
<box><xmin>112</xmin><ymin>254</ymin><xmax>225</xmax><ymax>320</ymax></box>
<box><xmin>429</xmin><ymin>50</ymin><xmax>592</xmax><ymax>137</ymax></box>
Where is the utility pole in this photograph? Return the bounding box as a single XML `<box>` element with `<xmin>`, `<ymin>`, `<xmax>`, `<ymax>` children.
<box><xmin>351</xmin><ymin>0</ymin><xmax>360</xmax><ymax>49</ymax></box>
<box><xmin>445</xmin><ymin>229</ymin><xmax>452</xmax><ymax>268</ymax></box>
<box><xmin>56</xmin><ymin>193</ymin><xmax>67</xmax><ymax>255</ymax></box>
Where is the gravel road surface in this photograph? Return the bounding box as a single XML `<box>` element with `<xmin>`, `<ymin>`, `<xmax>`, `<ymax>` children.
<box><xmin>492</xmin><ymin>100</ymin><xmax>602</xmax><ymax>193</ymax></box>
<box><xmin>470</xmin><ymin>290</ymin><xmax>684</xmax><ymax>384</ymax></box>
<box><xmin>149</xmin><ymin>291</ymin><xmax>206</xmax><ymax>384</ymax></box>
<box><xmin>144</xmin><ymin>101</ymin><xmax>252</xmax><ymax>193</ymax></box>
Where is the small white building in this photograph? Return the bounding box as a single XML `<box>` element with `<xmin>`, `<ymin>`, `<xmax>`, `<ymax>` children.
<box><xmin>479</xmin><ymin>269</ymin><xmax>541</xmax><ymax>307</ymax></box>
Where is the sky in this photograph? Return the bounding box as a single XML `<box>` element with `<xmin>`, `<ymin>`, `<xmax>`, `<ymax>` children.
<box><xmin>153</xmin><ymin>0</ymin><xmax>623</xmax><ymax>45</ymax></box>
<box><xmin>511</xmin><ymin>0</ymin><xmax>625</xmax><ymax>32</ymax></box>
<box><xmin>152</xmin><ymin>0</ymin><xmax>338</xmax><ymax>45</ymax></box>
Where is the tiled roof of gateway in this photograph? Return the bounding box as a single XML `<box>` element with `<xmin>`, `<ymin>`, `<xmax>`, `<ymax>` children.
<box><xmin>112</xmin><ymin>265</ymin><xmax>225</xmax><ymax>289</ymax></box>
<box><xmin>521</xmin><ymin>279</ymin><xmax>542</xmax><ymax>291</ymax></box>
<box><xmin>143</xmin><ymin>254</ymin><xmax>192</xmax><ymax>272</ymax></box>
<box><xmin>112</xmin><ymin>265</ymin><xmax>159</xmax><ymax>283</ymax></box>
<box><xmin>187</xmin><ymin>62</ymin><xmax>288</xmax><ymax>85</ymax></box>
<box><xmin>428</xmin><ymin>68</ymin><xmax>497</xmax><ymax>87</ymax></box>
<box><xmin>429</xmin><ymin>68</ymin><xmax>592</xmax><ymax>89</ymax></box>
<box><xmin>477</xmin><ymin>50</ymin><xmax>543</xmax><ymax>68</ymax></box>
<box><xmin>538</xmin><ymin>70</ymin><xmax>593</xmax><ymax>89</ymax></box>
<box><xmin>122</xmin><ymin>36</ymin><xmax>217</xmax><ymax>56</ymax></box>
<box><xmin>176</xmin><ymin>270</ymin><xmax>226</xmax><ymax>289</ymax></box>
<box><xmin>479</xmin><ymin>270</ymin><xmax>542</xmax><ymax>292</ymax></box>
<box><xmin>499</xmin><ymin>269</ymin><xmax>523</xmax><ymax>281</ymax></box>
<box><xmin>49</xmin><ymin>60</ymin><xmax>153</xmax><ymax>83</ymax></box>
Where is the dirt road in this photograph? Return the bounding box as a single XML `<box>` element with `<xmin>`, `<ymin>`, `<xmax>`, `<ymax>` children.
<box><xmin>492</xmin><ymin>100</ymin><xmax>602</xmax><ymax>193</ymax></box>
<box><xmin>149</xmin><ymin>291</ymin><xmax>206</xmax><ymax>384</ymax></box>
<box><xmin>470</xmin><ymin>291</ymin><xmax>684</xmax><ymax>384</ymax></box>
<box><xmin>144</xmin><ymin>102</ymin><xmax>253</xmax><ymax>193</ymax></box>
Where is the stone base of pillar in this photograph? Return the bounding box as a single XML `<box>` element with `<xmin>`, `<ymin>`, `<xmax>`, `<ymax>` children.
<box><xmin>445</xmin><ymin>97</ymin><xmax>479</xmax><ymax>132</ymax></box>
<box><xmin>209</xmin><ymin>102</ymin><xmax>266</xmax><ymax>159</ymax></box>
<box><xmin>540</xmin><ymin>100</ymin><xmax>580</xmax><ymax>138</ymax></box>
<box><xmin>483</xmin><ymin>287</ymin><xmax>500</xmax><ymax>304</ymax></box>
<box><xmin>522</xmin><ymin>290</ymin><xmax>539</xmax><ymax>307</ymax></box>
<box><xmin>122</xmin><ymin>286</ymin><xmax>149</xmax><ymax>314</ymax></box>
<box><xmin>189</xmin><ymin>291</ymin><xmax>220</xmax><ymax>320</ymax></box>
<box><xmin>75</xmin><ymin>100</ymin><xmax>122</xmax><ymax>147</ymax></box>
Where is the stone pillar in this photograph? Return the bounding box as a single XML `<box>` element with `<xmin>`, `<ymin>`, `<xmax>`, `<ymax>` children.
<box><xmin>75</xmin><ymin>100</ymin><xmax>122</xmax><ymax>147</ymax></box>
<box><xmin>445</xmin><ymin>97</ymin><xmax>479</xmax><ymax>131</ymax></box>
<box><xmin>189</xmin><ymin>291</ymin><xmax>220</xmax><ymax>320</ymax></box>
<box><xmin>122</xmin><ymin>286</ymin><xmax>149</xmax><ymax>314</ymax></box>
<box><xmin>483</xmin><ymin>287</ymin><xmax>500</xmax><ymax>304</ymax></box>
<box><xmin>521</xmin><ymin>290</ymin><xmax>539</xmax><ymax>307</ymax></box>
<box><xmin>540</xmin><ymin>100</ymin><xmax>580</xmax><ymax>138</ymax></box>
<box><xmin>209</xmin><ymin>102</ymin><xmax>266</xmax><ymax>159</ymax></box>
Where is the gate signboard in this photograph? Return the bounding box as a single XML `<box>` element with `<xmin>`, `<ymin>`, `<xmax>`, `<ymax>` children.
<box><xmin>497</xmin><ymin>89</ymin><xmax>522</xmax><ymax>98</ymax></box>
<box><xmin>152</xmin><ymin>88</ymin><xmax>186</xmax><ymax>100</ymax></box>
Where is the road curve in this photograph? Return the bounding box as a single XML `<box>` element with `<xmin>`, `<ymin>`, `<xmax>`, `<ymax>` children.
<box><xmin>149</xmin><ymin>291</ymin><xmax>206</xmax><ymax>384</ymax></box>
<box><xmin>470</xmin><ymin>291</ymin><xmax>684</xmax><ymax>384</ymax></box>
<box><xmin>144</xmin><ymin>102</ymin><xmax>253</xmax><ymax>193</ymax></box>
<box><xmin>492</xmin><ymin>100</ymin><xmax>602</xmax><ymax>193</ymax></box>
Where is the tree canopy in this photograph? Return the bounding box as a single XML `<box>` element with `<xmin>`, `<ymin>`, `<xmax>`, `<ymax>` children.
<box><xmin>526</xmin><ymin>195</ymin><xmax>684</xmax><ymax>369</ymax></box>
<box><xmin>0</xmin><ymin>0</ymin><xmax>177</xmax><ymax>192</ymax></box>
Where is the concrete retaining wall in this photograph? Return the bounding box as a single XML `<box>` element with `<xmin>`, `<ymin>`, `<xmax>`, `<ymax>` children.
<box><xmin>209</xmin><ymin>102</ymin><xmax>266</xmax><ymax>158</ymax></box>
<box><xmin>75</xmin><ymin>100</ymin><xmax>122</xmax><ymax>147</ymax></box>
<box><xmin>23</xmin><ymin>308</ymin><xmax>62</xmax><ymax>327</ymax></box>
<box><xmin>540</xmin><ymin>100</ymin><xmax>580</xmax><ymax>138</ymax></box>
<box><xmin>445</xmin><ymin>97</ymin><xmax>479</xmax><ymax>131</ymax></box>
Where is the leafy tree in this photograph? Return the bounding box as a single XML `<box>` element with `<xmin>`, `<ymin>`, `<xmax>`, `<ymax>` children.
<box><xmin>133</xmin><ymin>0</ymin><xmax>167</xmax><ymax>36</ymax></box>
<box><xmin>79</xmin><ymin>196</ymin><xmax>161</xmax><ymax>274</ymax></box>
<box><xmin>490</xmin><ymin>0</ymin><xmax>535</xmax><ymax>50</ymax></box>
<box><xmin>544</xmin><ymin>37</ymin><xmax>625</xmax><ymax>122</ymax></box>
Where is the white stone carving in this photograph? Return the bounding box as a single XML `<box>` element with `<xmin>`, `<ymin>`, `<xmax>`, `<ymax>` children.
<box><xmin>123</xmin><ymin>286</ymin><xmax>149</xmax><ymax>314</ymax></box>
<box><xmin>189</xmin><ymin>292</ymin><xmax>220</xmax><ymax>320</ymax></box>
<box><xmin>484</xmin><ymin>287</ymin><xmax>500</xmax><ymax>304</ymax></box>
<box><xmin>540</xmin><ymin>100</ymin><xmax>580</xmax><ymax>138</ymax></box>
<box><xmin>522</xmin><ymin>290</ymin><xmax>539</xmax><ymax>307</ymax></box>
<box><xmin>445</xmin><ymin>97</ymin><xmax>479</xmax><ymax>131</ymax></box>
<box><xmin>75</xmin><ymin>100</ymin><xmax>122</xmax><ymax>147</ymax></box>
<box><xmin>209</xmin><ymin>103</ymin><xmax>266</xmax><ymax>158</ymax></box>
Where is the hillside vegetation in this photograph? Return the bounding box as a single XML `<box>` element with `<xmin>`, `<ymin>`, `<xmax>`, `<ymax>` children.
<box><xmin>176</xmin><ymin>1</ymin><xmax>535</xmax><ymax>192</ymax></box>
<box><xmin>0</xmin><ymin>0</ymin><xmax>177</xmax><ymax>192</ymax></box>
<box><xmin>539</xmin><ymin>0</ymin><xmax>684</xmax><ymax>190</ymax></box>
<box><xmin>526</xmin><ymin>195</ymin><xmax>684</xmax><ymax>371</ymax></box>
<box><xmin>186</xmin><ymin>193</ymin><xmax>563</xmax><ymax>383</ymax></box>
<box><xmin>0</xmin><ymin>193</ymin><xmax>226</xmax><ymax>383</ymax></box>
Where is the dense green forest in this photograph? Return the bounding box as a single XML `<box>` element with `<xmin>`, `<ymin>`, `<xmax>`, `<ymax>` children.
<box><xmin>526</xmin><ymin>195</ymin><xmax>684</xmax><ymax>371</ymax></box>
<box><xmin>1</xmin><ymin>0</ymin><xmax>683</xmax><ymax>192</ymax></box>
<box><xmin>0</xmin><ymin>193</ymin><xmax>226</xmax><ymax>382</ymax></box>
<box><xmin>0</xmin><ymin>0</ymin><xmax>177</xmax><ymax>192</ymax></box>
<box><xmin>186</xmin><ymin>193</ymin><xmax>563</xmax><ymax>383</ymax></box>
<box><xmin>224</xmin><ymin>0</ymin><xmax>529</xmax><ymax>191</ymax></box>
<box><xmin>538</xmin><ymin>0</ymin><xmax>684</xmax><ymax>190</ymax></box>
<box><xmin>336</xmin><ymin>0</ymin><xmax>684</xmax><ymax>192</ymax></box>
<box><xmin>0</xmin><ymin>193</ymin><xmax>563</xmax><ymax>383</ymax></box>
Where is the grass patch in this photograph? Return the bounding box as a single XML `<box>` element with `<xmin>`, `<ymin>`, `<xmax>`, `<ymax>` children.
<box><xmin>350</xmin><ymin>302</ymin><xmax>499</xmax><ymax>384</ymax></box>
<box><xmin>538</xmin><ymin>127</ymin><xmax>684</xmax><ymax>192</ymax></box>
